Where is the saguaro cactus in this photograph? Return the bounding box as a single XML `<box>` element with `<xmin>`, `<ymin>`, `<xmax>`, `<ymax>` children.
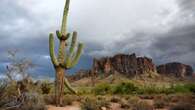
<box><xmin>49</xmin><ymin>0</ymin><xmax>84</xmax><ymax>106</ymax></box>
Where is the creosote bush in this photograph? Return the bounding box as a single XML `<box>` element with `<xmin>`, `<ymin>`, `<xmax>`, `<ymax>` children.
<box><xmin>154</xmin><ymin>95</ymin><xmax>169</xmax><ymax>109</ymax></box>
<box><xmin>93</xmin><ymin>83</ymin><xmax>112</xmax><ymax>95</ymax></box>
<box><xmin>41</xmin><ymin>81</ymin><xmax>52</xmax><ymax>94</ymax></box>
<box><xmin>113</xmin><ymin>82</ymin><xmax>138</xmax><ymax>94</ymax></box>
<box><xmin>133</xmin><ymin>101</ymin><xmax>154</xmax><ymax>110</ymax></box>
<box><xmin>19</xmin><ymin>92</ymin><xmax>46</xmax><ymax>110</ymax></box>
<box><xmin>81</xmin><ymin>97</ymin><xmax>110</xmax><ymax>110</ymax></box>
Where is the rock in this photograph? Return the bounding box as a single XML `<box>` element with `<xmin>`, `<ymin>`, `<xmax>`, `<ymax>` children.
<box><xmin>137</xmin><ymin>57</ymin><xmax>157</xmax><ymax>74</ymax></box>
<box><xmin>157</xmin><ymin>62</ymin><xmax>193</xmax><ymax>77</ymax></box>
<box><xmin>92</xmin><ymin>53</ymin><xmax>157</xmax><ymax>77</ymax></box>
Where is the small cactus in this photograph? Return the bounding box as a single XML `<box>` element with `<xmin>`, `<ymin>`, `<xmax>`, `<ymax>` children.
<box><xmin>49</xmin><ymin>0</ymin><xmax>84</xmax><ymax>106</ymax></box>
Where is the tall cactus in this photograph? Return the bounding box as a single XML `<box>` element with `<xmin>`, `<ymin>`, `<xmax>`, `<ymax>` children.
<box><xmin>49</xmin><ymin>0</ymin><xmax>84</xmax><ymax>106</ymax></box>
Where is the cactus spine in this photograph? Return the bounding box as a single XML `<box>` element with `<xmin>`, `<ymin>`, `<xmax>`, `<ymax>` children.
<box><xmin>49</xmin><ymin>0</ymin><xmax>84</xmax><ymax>106</ymax></box>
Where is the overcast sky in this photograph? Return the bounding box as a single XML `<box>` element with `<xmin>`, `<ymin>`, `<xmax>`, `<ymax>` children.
<box><xmin>0</xmin><ymin>0</ymin><xmax>194</xmax><ymax>78</ymax></box>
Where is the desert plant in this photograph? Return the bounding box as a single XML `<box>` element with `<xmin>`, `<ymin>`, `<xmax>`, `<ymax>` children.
<box><xmin>49</xmin><ymin>0</ymin><xmax>84</xmax><ymax>106</ymax></box>
<box><xmin>110</xmin><ymin>96</ymin><xmax>122</xmax><ymax>103</ymax></box>
<box><xmin>81</xmin><ymin>97</ymin><xmax>109</xmax><ymax>110</ymax></box>
<box><xmin>169</xmin><ymin>102</ymin><xmax>194</xmax><ymax>110</ymax></box>
<box><xmin>41</xmin><ymin>81</ymin><xmax>51</xmax><ymax>94</ymax></box>
<box><xmin>5</xmin><ymin>49</ymin><xmax>35</xmax><ymax>82</ymax></box>
<box><xmin>128</xmin><ymin>96</ymin><xmax>140</xmax><ymax>105</ymax></box>
<box><xmin>184</xmin><ymin>83</ymin><xmax>195</xmax><ymax>93</ymax></box>
<box><xmin>133</xmin><ymin>101</ymin><xmax>154</xmax><ymax>110</ymax></box>
<box><xmin>0</xmin><ymin>80</ymin><xmax>7</xmax><ymax>108</ymax></box>
<box><xmin>113</xmin><ymin>82</ymin><xmax>138</xmax><ymax>94</ymax></box>
<box><xmin>19</xmin><ymin>92</ymin><xmax>46</xmax><ymax>110</ymax></box>
<box><xmin>154</xmin><ymin>95</ymin><xmax>169</xmax><ymax>109</ymax></box>
<box><xmin>170</xmin><ymin>84</ymin><xmax>190</xmax><ymax>93</ymax></box>
<box><xmin>62</xmin><ymin>95</ymin><xmax>80</xmax><ymax>106</ymax></box>
<box><xmin>93</xmin><ymin>83</ymin><xmax>112</xmax><ymax>95</ymax></box>
<box><xmin>43</xmin><ymin>94</ymin><xmax>56</xmax><ymax>105</ymax></box>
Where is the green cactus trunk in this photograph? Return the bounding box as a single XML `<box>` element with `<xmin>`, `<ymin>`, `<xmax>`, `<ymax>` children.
<box><xmin>49</xmin><ymin>0</ymin><xmax>84</xmax><ymax>106</ymax></box>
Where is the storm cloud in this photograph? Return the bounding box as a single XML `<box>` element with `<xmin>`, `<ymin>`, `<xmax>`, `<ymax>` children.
<box><xmin>0</xmin><ymin>0</ymin><xmax>194</xmax><ymax>78</ymax></box>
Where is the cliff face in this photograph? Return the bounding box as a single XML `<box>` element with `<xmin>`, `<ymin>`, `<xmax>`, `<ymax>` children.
<box><xmin>157</xmin><ymin>62</ymin><xmax>193</xmax><ymax>77</ymax></box>
<box><xmin>92</xmin><ymin>53</ymin><xmax>157</xmax><ymax>77</ymax></box>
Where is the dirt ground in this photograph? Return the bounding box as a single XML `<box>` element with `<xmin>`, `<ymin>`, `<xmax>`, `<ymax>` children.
<box><xmin>47</xmin><ymin>105</ymin><xmax>81</xmax><ymax>110</ymax></box>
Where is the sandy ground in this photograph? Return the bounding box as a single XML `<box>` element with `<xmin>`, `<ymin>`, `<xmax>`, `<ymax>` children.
<box><xmin>47</xmin><ymin>100</ymin><xmax>169</xmax><ymax>110</ymax></box>
<box><xmin>47</xmin><ymin>102</ymin><xmax>81</xmax><ymax>110</ymax></box>
<box><xmin>47</xmin><ymin>105</ymin><xmax>81</xmax><ymax>110</ymax></box>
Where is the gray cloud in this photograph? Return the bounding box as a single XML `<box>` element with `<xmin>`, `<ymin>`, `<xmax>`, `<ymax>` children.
<box><xmin>150</xmin><ymin>24</ymin><xmax>195</xmax><ymax>66</ymax></box>
<box><xmin>177</xmin><ymin>0</ymin><xmax>195</xmax><ymax>12</ymax></box>
<box><xmin>0</xmin><ymin>0</ymin><xmax>194</xmax><ymax>78</ymax></box>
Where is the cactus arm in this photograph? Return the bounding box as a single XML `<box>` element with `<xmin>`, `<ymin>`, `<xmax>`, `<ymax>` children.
<box><xmin>61</xmin><ymin>0</ymin><xmax>70</xmax><ymax>35</ymax></box>
<box><xmin>64</xmin><ymin>31</ymin><xmax>77</xmax><ymax>68</ymax></box>
<box><xmin>69</xmin><ymin>31</ymin><xmax>77</xmax><ymax>55</ymax></box>
<box><xmin>49</xmin><ymin>33</ymin><xmax>59</xmax><ymax>66</ymax></box>
<box><xmin>70</xmin><ymin>43</ymin><xmax>84</xmax><ymax>68</ymax></box>
<box><xmin>56</xmin><ymin>30</ymin><xmax>62</xmax><ymax>39</ymax></box>
<box><xmin>64</xmin><ymin>77</ymin><xmax>77</xmax><ymax>94</ymax></box>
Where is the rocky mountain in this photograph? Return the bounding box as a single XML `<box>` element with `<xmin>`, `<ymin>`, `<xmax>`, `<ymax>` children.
<box><xmin>92</xmin><ymin>53</ymin><xmax>157</xmax><ymax>77</ymax></box>
<box><xmin>157</xmin><ymin>62</ymin><xmax>193</xmax><ymax>77</ymax></box>
<box><xmin>70</xmin><ymin>53</ymin><xmax>194</xmax><ymax>80</ymax></box>
<box><xmin>92</xmin><ymin>53</ymin><xmax>194</xmax><ymax>78</ymax></box>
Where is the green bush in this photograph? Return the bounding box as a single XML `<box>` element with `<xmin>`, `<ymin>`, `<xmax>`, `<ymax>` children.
<box><xmin>41</xmin><ymin>81</ymin><xmax>52</xmax><ymax>94</ymax></box>
<box><xmin>78</xmin><ymin>87</ymin><xmax>92</xmax><ymax>95</ymax></box>
<box><xmin>81</xmin><ymin>97</ymin><xmax>109</xmax><ymax>110</ymax></box>
<box><xmin>184</xmin><ymin>83</ymin><xmax>195</xmax><ymax>93</ymax></box>
<box><xmin>170</xmin><ymin>84</ymin><xmax>190</xmax><ymax>93</ymax></box>
<box><xmin>93</xmin><ymin>83</ymin><xmax>112</xmax><ymax>95</ymax></box>
<box><xmin>137</xmin><ymin>85</ymin><xmax>163</xmax><ymax>94</ymax></box>
<box><xmin>113</xmin><ymin>82</ymin><xmax>138</xmax><ymax>94</ymax></box>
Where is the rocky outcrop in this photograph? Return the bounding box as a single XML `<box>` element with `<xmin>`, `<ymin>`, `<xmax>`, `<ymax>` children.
<box><xmin>92</xmin><ymin>53</ymin><xmax>157</xmax><ymax>77</ymax></box>
<box><xmin>157</xmin><ymin>62</ymin><xmax>193</xmax><ymax>77</ymax></box>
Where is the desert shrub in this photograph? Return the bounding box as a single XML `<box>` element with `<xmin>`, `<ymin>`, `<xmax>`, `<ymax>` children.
<box><xmin>78</xmin><ymin>87</ymin><xmax>92</xmax><ymax>95</ymax></box>
<box><xmin>19</xmin><ymin>92</ymin><xmax>46</xmax><ymax>110</ymax></box>
<box><xmin>81</xmin><ymin>97</ymin><xmax>110</xmax><ymax>110</ymax></box>
<box><xmin>136</xmin><ymin>84</ymin><xmax>163</xmax><ymax>94</ymax></box>
<box><xmin>110</xmin><ymin>96</ymin><xmax>122</xmax><ymax>103</ymax></box>
<box><xmin>93</xmin><ymin>83</ymin><xmax>112</xmax><ymax>95</ymax></box>
<box><xmin>169</xmin><ymin>102</ymin><xmax>194</xmax><ymax>110</ymax></box>
<box><xmin>113</xmin><ymin>82</ymin><xmax>138</xmax><ymax>94</ymax></box>
<box><xmin>139</xmin><ymin>95</ymin><xmax>154</xmax><ymax>99</ymax></box>
<box><xmin>43</xmin><ymin>94</ymin><xmax>56</xmax><ymax>105</ymax></box>
<box><xmin>62</xmin><ymin>95</ymin><xmax>81</xmax><ymax>106</ymax></box>
<box><xmin>132</xmin><ymin>101</ymin><xmax>154</xmax><ymax>110</ymax></box>
<box><xmin>170</xmin><ymin>84</ymin><xmax>190</xmax><ymax>93</ymax></box>
<box><xmin>168</xmin><ymin>94</ymin><xmax>183</xmax><ymax>103</ymax></box>
<box><xmin>137</xmin><ymin>83</ymin><xmax>194</xmax><ymax>95</ymax></box>
<box><xmin>0</xmin><ymin>80</ymin><xmax>7</xmax><ymax>108</ymax></box>
<box><xmin>184</xmin><ymin>83</ymin><xmax>195</xmax><ymax>93</ymax></box>
<box><xmin>127</xmin><ymin>96</ymin><xmax>140</xmax><ymax>107</ymax></box>
<box><xmin>41</xmin><ymin>81</ymin><xmax>52</xmax><ymax>94</ymax></box>
<box><xmin>154</xmin><ymin>95</ymin><xmax>168</xmax><ymax>109</ymax></box>
<box><xmin>120</xmin><ymin>100</ymin><xmax>131</xmax><ymax>109</ymax></box>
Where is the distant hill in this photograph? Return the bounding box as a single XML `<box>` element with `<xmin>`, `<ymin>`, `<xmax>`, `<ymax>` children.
<box><xmin>69</xmin><ymin>53</ymin><xmax>194</xmax><ymax>81</ymax></box>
